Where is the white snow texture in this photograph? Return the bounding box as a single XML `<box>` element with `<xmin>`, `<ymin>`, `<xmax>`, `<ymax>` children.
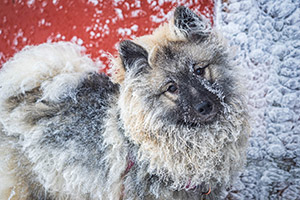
<box><xmin>218</xmin><ymin>0</ymin><xmax>300</xmax><ymax>199</ymax></box>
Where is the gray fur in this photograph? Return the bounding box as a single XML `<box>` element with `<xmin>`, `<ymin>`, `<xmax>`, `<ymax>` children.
<box><xmin>0</xmin><ymin>7</ymin><xmax>250</xmax><ymax>200</ymax></box>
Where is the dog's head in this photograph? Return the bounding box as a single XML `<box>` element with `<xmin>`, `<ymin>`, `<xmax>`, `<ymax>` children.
<box><xmin>112</xmin><ymin>6</ymin><xmax>249</xmax><ymax>191</ymax></box>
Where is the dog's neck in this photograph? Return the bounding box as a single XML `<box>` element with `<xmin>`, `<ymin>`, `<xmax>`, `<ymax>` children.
<box><xmin>116</xmin><ymin>112</ymin><xmax>213</xmax><ymax>197</ymax></box>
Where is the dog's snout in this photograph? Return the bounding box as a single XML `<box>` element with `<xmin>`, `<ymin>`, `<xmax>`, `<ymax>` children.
<box><xmin>195</xmin><ymin>101</ymin><xmax>213</xmax><ymax>115</ymax></box>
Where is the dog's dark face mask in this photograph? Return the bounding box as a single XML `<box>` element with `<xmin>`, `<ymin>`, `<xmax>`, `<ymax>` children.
<box><xmin>119</xmin><ymin>6</ymin><xmax>231</xmax><ymax>128</ymax></box>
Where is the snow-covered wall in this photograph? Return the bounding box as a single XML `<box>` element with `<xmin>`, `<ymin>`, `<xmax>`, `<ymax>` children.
<box><xmin>218</xmin><ymin>0</ymin><xmax>300</xmax><ymax>199</ymax></box>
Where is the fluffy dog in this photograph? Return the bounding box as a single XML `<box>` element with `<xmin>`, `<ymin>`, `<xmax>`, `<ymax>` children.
<box><xmin>0</xmin><ymin>6</ymin><xmax>249</xmax><ymax>200</ymax></box>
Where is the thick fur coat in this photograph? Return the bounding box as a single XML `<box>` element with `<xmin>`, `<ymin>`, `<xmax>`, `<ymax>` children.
<box><xmin>0</xmin><ymin>7</ymin><xmax>249</xmax><ymax>200</ymax></box>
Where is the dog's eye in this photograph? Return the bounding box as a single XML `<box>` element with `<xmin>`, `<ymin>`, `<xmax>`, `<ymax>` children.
<box><xmin>193</xmin><ymin>64</ymin><xmax>209</xmax><ymax>76</ymax></box>
<box><xmin>167</xmin><ymin>83</ymin><xmax>178</xmax><ymax>93</ymax></box>
<box><xmin>194</xmin><ymin>67</ymin><xmax>205</xmax><ymax>76</ymax></box>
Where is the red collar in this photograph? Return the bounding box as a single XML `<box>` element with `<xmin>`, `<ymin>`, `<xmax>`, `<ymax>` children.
<box><xmin>185</xmin><ymin>180</ymin><xmax>211</xmax><ymax>195</ymax></box>
<box><xmin>125</xmin><ymin>159</ymin><xmax>135</xmax><ymax>174</ymax></box>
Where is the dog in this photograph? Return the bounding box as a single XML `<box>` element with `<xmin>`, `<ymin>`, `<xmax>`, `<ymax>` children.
<box><xmin>0</xmin><ymin>6</ymin><xmax>250</xmax><ymax>200</ymax></box>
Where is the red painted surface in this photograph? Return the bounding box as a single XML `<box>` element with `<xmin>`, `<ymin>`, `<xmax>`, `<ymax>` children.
<box><xmin>0</xmin><ymin>0</ymin><xmax>214</xmax><ymax>72</ymax></box>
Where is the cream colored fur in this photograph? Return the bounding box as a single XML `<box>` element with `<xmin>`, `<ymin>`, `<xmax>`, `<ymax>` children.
<box><xmin>0</xmin><ymin>42</ymin><xmax>97</xmax><ymax>103</ymax></box>
<box><xmin>0</xmin><ymin>143</ymin><xmax>17</xmax><ymax>200</ymax></box>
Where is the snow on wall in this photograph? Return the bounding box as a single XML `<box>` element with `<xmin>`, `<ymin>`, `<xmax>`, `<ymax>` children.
<box><xmin>218</xmin><ymin>0</ymin><xmax>300</xmax><ymax>199</ymax></box>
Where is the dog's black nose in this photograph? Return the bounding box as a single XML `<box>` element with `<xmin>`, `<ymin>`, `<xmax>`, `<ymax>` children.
<box><xmin>195</xmin><ymin>101</ymin><xmax>213</xmax><ymax>115</ymax></box>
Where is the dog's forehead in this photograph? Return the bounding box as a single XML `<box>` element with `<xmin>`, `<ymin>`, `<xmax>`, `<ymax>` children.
<box><xmin>152</xmin><ymin>41</ymin><xmax>218</xmax><ymax>71</ymax></box>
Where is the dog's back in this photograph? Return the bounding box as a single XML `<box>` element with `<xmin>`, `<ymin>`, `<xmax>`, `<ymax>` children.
<box><xmin>0</xmin><ymin>42</ymin><xmax>121</xmax><ymax>199</ymax></box>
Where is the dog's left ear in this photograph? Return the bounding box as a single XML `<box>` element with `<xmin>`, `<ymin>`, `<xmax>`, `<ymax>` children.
<box><xmin>119</xmin><ymin>40</ymin><xmax>149</xmax><ymax>74</ymax></box>
<box><xmin>174</xmin><ymin>6</ymin><xmax>211</xmax><ymax>42</ymax></box>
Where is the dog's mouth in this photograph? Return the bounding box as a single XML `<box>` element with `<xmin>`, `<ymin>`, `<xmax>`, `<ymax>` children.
<box><xmin>177</xmin><ymin>111</ymin><xmax>218</xmax><ymax>128</ymax></box>
<box><xmin>199</xmin><ymin>111</ymin><xmax>218</xmax><ymax>122</ymax></box>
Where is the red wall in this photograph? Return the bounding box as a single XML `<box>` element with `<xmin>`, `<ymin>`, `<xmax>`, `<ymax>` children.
<box><xmin>0</xmin><ymin>0</ymin><xmax>214</xmax><ymax>72</ymax></box>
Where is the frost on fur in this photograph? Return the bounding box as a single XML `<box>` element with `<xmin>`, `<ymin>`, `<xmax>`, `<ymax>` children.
<box><xmin>0</xmin><ymin>6</ymin><xmax>249</xmax><ymax>200</ymax></box>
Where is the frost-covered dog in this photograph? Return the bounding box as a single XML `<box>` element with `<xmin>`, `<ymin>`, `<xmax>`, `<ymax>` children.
<box><xmin>0</xmin><ymin>6</ymin><xmax>249</xmax><ymax>200</ymax></box>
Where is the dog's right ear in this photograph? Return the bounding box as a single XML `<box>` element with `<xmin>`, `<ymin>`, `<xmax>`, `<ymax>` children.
<box><xmin>119</xmin><ymin>40</ymin><xmax>149</xmax><ymax>74</ymax></box>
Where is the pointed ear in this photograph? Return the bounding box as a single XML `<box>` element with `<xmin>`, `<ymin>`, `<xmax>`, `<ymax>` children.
<box><xmin>118</xmin><ymin>40</ymin><xmax>149</xmax><ymax>73</ymax></box>
<box><xmin>174</xmin><ymin>6</ymin><xmax>210</xmax><ymax>42</ymax></box>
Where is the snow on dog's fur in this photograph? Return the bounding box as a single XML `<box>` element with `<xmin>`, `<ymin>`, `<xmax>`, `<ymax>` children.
<box><xmin>0</xmin><ymin>6</ymin><xmax>250</xmax><ymax>200</ymax></box>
